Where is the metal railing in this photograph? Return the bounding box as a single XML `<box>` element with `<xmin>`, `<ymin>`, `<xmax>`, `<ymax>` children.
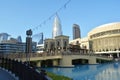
<box><xmin>0</xmin><ymin>57</ymin><xmax>48</xmax><ymax>80</ymax></box>
<box><xmin>0</xmin><ymin>51</ymin><xmax>113</xmax><ymax>61</ymax></box>
<box><xmin>2</xmin><ymin>52</ymin><xmax>61</xmax><ymax>59</ymax></box>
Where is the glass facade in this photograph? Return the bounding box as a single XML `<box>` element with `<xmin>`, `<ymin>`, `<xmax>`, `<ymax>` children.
<box><xmin>73</xmin><ymin>24</ymin><xmax>81</xmax><ymax>39</ymax></box>
<box><xmin>52</xmin><ymin>14</ymin><xmax>62</xmax><ymax>39</ymax></box>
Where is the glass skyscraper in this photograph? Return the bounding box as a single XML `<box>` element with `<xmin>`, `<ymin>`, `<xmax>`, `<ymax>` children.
<box><xmin>0</xmin><ymin>33</ymin><xmax>10</xmax><ymax>42</ymax></box>
<box><xmin>52</xmin><ymin>14</ymin><xmax>62</xmax><ymax>38</ymax></box>
<box><xmin>73</xmin><ymin>24</ymin><xmax>81</xmax><ymax>39</ymax></box>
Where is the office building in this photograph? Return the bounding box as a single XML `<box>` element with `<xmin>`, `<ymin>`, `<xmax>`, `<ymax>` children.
<box><xmin>0</xmin><ymin>33</ymin><xmax>10</xmax><ymax>42</ymax></box>
<box><xmin>0</xmin><ymin>33</ymin><xmax>36</xmax><ymax>54</ymax></box>
<box><xmin>73</xmin><ymin>24</ymin><xmax>81</xmax><ymax>39</ymax></box>
<box><xmin>32</xmin><ymin>33</ymin><xmax>43</xmax><ymax>45</ymax></box>
<box><xmin>52</xmin><ymin>14</ymin><xmax>62</xmax><ymax>38</ymax></box>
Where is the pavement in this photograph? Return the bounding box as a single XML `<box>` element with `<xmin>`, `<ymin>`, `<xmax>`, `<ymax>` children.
<box><xmin>0</xmin><ymin>68</ymin><xmax>16</xmax><ymax>80</ymax></box>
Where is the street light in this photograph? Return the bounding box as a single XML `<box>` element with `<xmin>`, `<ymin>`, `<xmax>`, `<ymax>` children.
<box><xmin>26</xmin><ymin>29</ymin><xmax>32</xmax><ymax>65</ymax></box>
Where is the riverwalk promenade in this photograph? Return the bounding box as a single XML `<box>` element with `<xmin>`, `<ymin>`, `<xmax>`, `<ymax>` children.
<box><xmin>0</xmin><ymin>68</ymin><xmax>16</xmax><ymax>80</ymax></box>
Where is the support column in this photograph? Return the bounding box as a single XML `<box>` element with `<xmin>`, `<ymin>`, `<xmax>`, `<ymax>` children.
<box><xmin>117</xmin><ymin>53</ymin><xmax>119</xmax><ymax>58</ymax></box>
<box><xmin>60</xmin><ymin>56</ymin><xmax>74</xmax><ymax>67</ymax></box>
<box><xmin>36</xmin><ymin>61</ymin><xmax>41</xmax><ymax>67</ymax></box>
<box><xmin>53</xmin><ymin>59</ymin><xmax>58</xmax><ymax>66</ymax></box>
<box><xmin>81</xmin><ymin>60</ymin><xmax>86</xmax><ymax>64</ymax></box>
<box><xmin>89</xmin><ymin>57</ymin><xmax>97</xmax><ymax>64</ymax></box>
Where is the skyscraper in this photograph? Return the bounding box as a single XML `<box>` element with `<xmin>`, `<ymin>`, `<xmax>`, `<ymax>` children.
<box><xmin>38</xmin><ymin>32</ymin><xmax>43</xmax><ymax>44</ymax></box>
<box><xmin>73</xmin><ymin>24</ymin><xmax>81</xmax><ymax>39</ymax></box>
<box><xmin>0</xmin><ymin>33</ymin><xmax>10</xmax><ymax>42</ymax></box>
<box><xmin>32</xmin><ymin>33</ymin><xmax>43</xmax><ymax>44</ymax></box>
<box><xmin>17</xmin><ymin>36</ymin><xmax>22</xmax><ymax>42</ymax></box>
<box><xmin>52</xmin><ymin>14</ymin><xmax>62</xmax><ymax>38</ymax></box>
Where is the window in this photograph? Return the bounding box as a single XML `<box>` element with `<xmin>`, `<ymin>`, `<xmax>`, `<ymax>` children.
<box><xmin>76</xmin><ymin>41</ymin><xmax>79</xmax><ymax>45</ymax></box>
<box><xmin>57</xmin><ymin>41</ymin><xmax>60</xmax><ymax>46</ymax></box>
<box><xmin>64</xmin><ymin>41</ymin><xmax>67</xmax><ymax>47</ymax></box>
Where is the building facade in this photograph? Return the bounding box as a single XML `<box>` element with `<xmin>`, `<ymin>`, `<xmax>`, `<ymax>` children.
<box><xmin>32</xmin><ymin>33</ymin><xmax>43</xmax><ymax>45</ymax></box>
<box><xmin>88</xmin><ymin>22</ymin><xmax>120</xmax><ymax>55</ymax></box>
<box><xmin>0</xmin><ymin>33</ymin><xmax>37</xmax><ymax>54</ymax></box>
<box><xmin>52</xmin><ymin>14</ymin><xmax>63</xmax><ymax>39</ymax></box>
<box><xmin>0</xmin><ymin>33</ymin><xmax>10</xmax><ymax>42</ymax></box>
<box><xmin>73</xmin><ymin>24</ymin><xmax>81</xmax><ymax>39</ymax></box>
<box><xmin>36</xmin><ymin>44</ymin><xmax>44</xmax><ymax>53</ymax></box>
<box><xmin>44</xmin><ymin>35</ymin><xmax>69</xmax><ymax>53</ymax></box>
<box><xmin>70</xmin><ymin>22</ymin><xmax>120</xmax><ymax>58</ymax></box>
<box><xmin>69</xmin><ymin>37</ymin><xmax>89</xmax><ymax>50</ymax></box>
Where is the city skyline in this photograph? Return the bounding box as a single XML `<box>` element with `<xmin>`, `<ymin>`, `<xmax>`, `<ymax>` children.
<box><xmin>0</xmin><ymin>0</ymin><xmax>120</xmax><ymax>42</ymax></box>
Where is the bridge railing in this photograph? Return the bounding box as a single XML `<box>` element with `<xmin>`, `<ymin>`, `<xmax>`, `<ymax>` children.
<box><xmin>0</xmin><ymin>57</ymin><xmax>48</xmax><ymax>80</ymax></box>
<box><xmin>61</xmin><ymin>51</ymin><xmax>113</xmax><ymax>59</ymax></box>
<box><xmin>0</xmin><ymin>51</ymin><xmax>113</xmax><ymax>60</ymax></box>
<box><xmin>2</xmin><ymin>52</ymin><xmax>62</xmax><ymax>59</ymax></box>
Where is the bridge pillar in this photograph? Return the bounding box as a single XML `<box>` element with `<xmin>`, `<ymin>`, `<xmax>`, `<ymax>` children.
<box><xmin>117</xmin><ymin>53</ymin><xmax>119</xmax><ymax>58</ymax></box>
<box><xmin>53</xmin><ymin>59</ymin><xmax>59</xmax><ymax>66</ymax></box>
<box><xmin>81</xmin><ymin>60</ymin><xmax>86</xmax><ymax>64</ymax></box>
<box><xmin>89</xmin><ymin>57</ymin><xmax>97</xmax><ymax>64</ymax></box>
<box><xmin>36</xmin><ymin>61</ymin><xmax>41</xmax><ymax>67</ymax></box>
<box><xmin>60</xmin><ymin>56</ymin><xmax>74</xmax><ymax>67</ymax></box>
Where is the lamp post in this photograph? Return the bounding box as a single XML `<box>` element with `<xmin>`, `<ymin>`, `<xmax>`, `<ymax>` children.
<box><xmin>26</xmin><ymin>29</ymin><xmax>32</xmax><ymax>65</ymax></box>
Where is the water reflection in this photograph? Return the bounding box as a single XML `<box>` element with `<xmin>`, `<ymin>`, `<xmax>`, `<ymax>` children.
<box><xmin>44</xmin><ymin>62</ymin><xmax>120</xmax><ymax>80</ymax></box>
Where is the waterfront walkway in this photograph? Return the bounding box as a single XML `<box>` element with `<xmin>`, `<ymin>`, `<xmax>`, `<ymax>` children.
<box><xmin>0</xmin><ymin>68</ymin><xmax>16</xmax><ymax>80</ymax></box>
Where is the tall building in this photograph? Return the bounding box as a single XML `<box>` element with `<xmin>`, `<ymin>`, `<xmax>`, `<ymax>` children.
<box><xmin>73</xmin><ymin>24</ymin><xmax>81</xmax><ymax>39</ymax></box>
<box><xmin>38</xmin><ymin>32</ymin><xmax>43</xmax><ymax>44</ymax></box>
<box><xmin>52</xmin><ymin>14</ymin><xmax>62</xmax><ymax>38</ymax></box>
<box><xmin>32</xmin><ymin>33</ymin><xmax>43</xmax><ymax>44</ymax></box>
<box><xmin>0</xmin><ymin>33</ymin><xmax>10</xmax><ymax>42</ymax></box>
<box><xmin>0</xmin><ymin>33</ymin><xmax>36</xmax><ymax>54</ymax></box>
<box><xmin>17</xmin><ymin>36</ymin><xmax>22</xmax><ymax>43</ymax></box>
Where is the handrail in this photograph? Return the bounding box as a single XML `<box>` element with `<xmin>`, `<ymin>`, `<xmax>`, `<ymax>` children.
<box><xmin>0</xmin><ymin>57</ymin><xmax>48</xmax><ymax>80</ymax></box>
<box><xmin>0</xmin><ymin>52</ymin><xmax>113</xmax><ymax>60</ymax></box>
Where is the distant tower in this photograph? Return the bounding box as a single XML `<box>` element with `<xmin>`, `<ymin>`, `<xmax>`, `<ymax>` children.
<box><xmin>0</xmin><ymin>33</ymin><xmax>10</xmax><ymax>42</ymax></box>
<box><xmin>52</xmin><ymin>14</ymin><xmax>62</xmax><ymax>38</ymax></box>
<box><xmin>38</xmin><ymin>33</ymin><xmax>43</xmax><ymax>44</ymax></box>
<box><xmin>32</xmin><ymin>33</ymin><xmax>43</xmax><ymax>44</ymax></box>
<box><xmin>73</xmin><ymin>24</ymin><xmax>81</xmax><ymax>39</ymax></box>
<box><xmin>17</xmin><ymin>36</ymin><xmax>22</xmax><ymax>42</ymax></box>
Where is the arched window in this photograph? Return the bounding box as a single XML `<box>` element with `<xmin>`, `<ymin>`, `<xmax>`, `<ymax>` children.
<box><xmin>114</xmin><ymin>48</ymin><xmax>117</xmax><ymax>51</ymax></box>
<box><xmin>76</xmin><ymin>41</ymin><xmax>79</xmax><ymax>45</ymax></box>
<box><xmin>106</xmin><ymin>49</ymin><xmax>108</xmax><ymax>51</ymax></box>
<box><xmin>103</xmin><ymin>49</ymin><xmax>104</xmax><ymax>51</ymax></box>
<box><xmin>64</xmin><ymin>41</ymin><xmax>67</xmax><ymax>47</ymax></box>
<box><xmin>50</xmin><ymin>43</ymin><xmax>54</xmax><ymax>50</ymax></box>
<box><xmin>45</xmin><ymin>44</ymin><xmax>47</xmax><ymax>48</ymax></box>
<box><xmin>57</xmin><ymin>41</ymin><xmax>60</xmax><ymax>46</ymax></box>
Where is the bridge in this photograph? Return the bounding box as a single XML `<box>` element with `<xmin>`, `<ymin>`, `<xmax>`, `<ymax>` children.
<box><xmin>3</xmin><ymin>52</ymin><xmax>113</xmax><ymax>67</ymax></box>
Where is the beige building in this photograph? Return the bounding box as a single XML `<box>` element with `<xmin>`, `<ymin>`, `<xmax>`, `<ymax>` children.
<box><xmin>70</xmin><ymin>22</ymin><xmax>120</xmax><ymax>57</ymax></box>
<box><xmin>44</xmin><ymin>35</ymin><xmax>69</xmax><ymax>52</ymax></box>
<box><xmin>69</xmin><ymin>37</ymin><xmax>89</xmax><ymax>49</ymax></box>
<box><xmin>88</xmin><ymin>22</ymin><xmax>120</xmax><ymax>56</ymax></box>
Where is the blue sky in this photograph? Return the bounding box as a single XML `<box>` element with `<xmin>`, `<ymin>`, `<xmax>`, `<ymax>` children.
<box><xmin>0</xmin><ymin>0</ymin><xmax>120</xmax><ymax>42</ymax></box>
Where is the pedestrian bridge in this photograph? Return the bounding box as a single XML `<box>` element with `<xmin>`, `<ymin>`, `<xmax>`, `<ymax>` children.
<box><xmin>4</xmin><ymin>52</ymin><xmax>113</xmax><ymax>67</ymax></box>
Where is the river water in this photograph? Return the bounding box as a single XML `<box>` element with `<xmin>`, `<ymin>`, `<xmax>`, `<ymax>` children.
<box><xmin>44</xmin><ymin>62</ymin><xmax>120</xmax><ymax>80</ymax></box>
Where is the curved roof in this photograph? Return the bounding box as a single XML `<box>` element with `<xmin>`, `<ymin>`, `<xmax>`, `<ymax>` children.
<box><xmin>88</xmin><ymin>22</ymin><xmax>120</xmax><ymax>36</ymax></box>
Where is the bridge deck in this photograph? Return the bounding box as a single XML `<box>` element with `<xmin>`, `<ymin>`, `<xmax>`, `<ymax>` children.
<box><xmin>2</xmin><ymin>52</ymin><xmax>113</xmax><ymax>62</ymax></box>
